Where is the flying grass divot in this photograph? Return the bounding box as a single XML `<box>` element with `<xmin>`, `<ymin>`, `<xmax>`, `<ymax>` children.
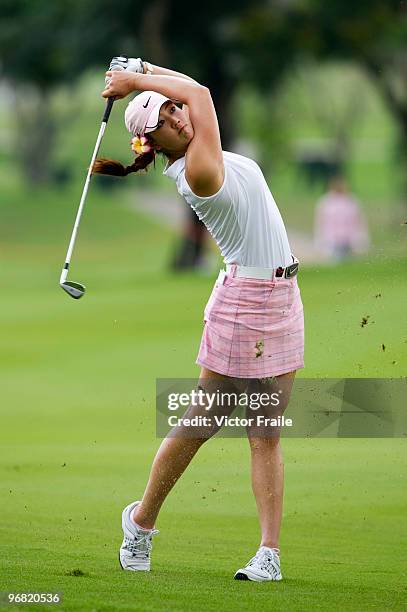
<box><xmin>65</xmin><ymin>569</ymin><xmax>87</xmax><ymax>577</ymax></box>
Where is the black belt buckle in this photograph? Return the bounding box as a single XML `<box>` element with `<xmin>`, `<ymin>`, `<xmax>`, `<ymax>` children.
<box><xmin>284</xmin><ymin>262</ymin><xmax>299</xmax><ymax>279</ymax></box>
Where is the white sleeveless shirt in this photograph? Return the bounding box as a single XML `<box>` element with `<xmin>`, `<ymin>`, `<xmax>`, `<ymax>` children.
<box><xmin>163</xmin><ymin>150</ymin><xmax>293</xmax><ymax>268</ymax></box>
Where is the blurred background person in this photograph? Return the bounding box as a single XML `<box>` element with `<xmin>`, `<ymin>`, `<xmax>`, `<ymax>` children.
<box><xmin>314</xmin><ymin>175</ymin><xmax>370</xmax><ymax>261</ymax></box>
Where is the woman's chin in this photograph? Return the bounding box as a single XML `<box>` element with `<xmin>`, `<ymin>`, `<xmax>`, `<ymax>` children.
<box><xmin>183</xmin><ymin>131</ymin><xmax>194</xmax><ymax>146</ymax></box>
<box><xmin>182</xmin><ymin>125</ymin><xmax>193</xmax><ymax>138</ymax></box>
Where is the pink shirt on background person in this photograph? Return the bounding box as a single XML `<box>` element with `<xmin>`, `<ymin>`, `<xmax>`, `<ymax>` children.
<box><xmin>314</xmin><ymin>190</ymin><xmax>370</xmax><ymax>257</ymax></box>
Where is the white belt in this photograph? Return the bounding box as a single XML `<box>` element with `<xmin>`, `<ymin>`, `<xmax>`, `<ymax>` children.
<box><xmin>225</xmin><ymin>257</ymin><xmax>299</xmax><ymax>281</ymax></box>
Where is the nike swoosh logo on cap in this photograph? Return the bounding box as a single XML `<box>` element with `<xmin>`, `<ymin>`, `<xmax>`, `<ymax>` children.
<box><xmin>143</xmin><ymin>96</ymin><xmax>151</xmax><ymax>108</ymax></box>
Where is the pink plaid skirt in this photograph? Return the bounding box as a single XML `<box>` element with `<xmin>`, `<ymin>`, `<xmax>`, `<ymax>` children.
<box><xmin>196</xmin><ymin>268</ymin><xmax>304</xmax><ymax>378</ymax></box>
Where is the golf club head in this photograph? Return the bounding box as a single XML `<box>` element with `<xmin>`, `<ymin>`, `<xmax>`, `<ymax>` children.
<box><xmin>60</xmin><ymin>281</ymin><xmax>86</xmax><ymax>299</ymax></box>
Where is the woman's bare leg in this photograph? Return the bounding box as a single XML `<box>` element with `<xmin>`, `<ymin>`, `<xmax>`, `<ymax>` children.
<box><xmin>133</xmin><ymin>367</ymin><xmax>235</xmax><ymax>529</ymax></box>
<box><xmin>246</xmin><ymin>371</ymin><xmax>296</xmax><ymax>549</ymax></box>
<box><xmin>132</xmin><ymin>436</ymin><xmax>205</xmax><ymax>528</ymax></box>
<box><xmin>248</xmin><ymin>437</ymin><xmax>284</xmax><ymax>548</ymax></box>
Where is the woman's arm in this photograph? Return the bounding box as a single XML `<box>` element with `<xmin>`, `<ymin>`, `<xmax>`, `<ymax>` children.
<box><xmin>103</xmin><ymin>69</ymin><xmax>224</xmax><ymax>197</ymax></box>
<box><xmin>103</xmin><ymin>70</ymin><xmax>199</xmax><ymax>104</ymax></box>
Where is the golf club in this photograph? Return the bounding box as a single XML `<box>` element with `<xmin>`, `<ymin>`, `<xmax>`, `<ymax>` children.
<box><xmin>59</xmin><ymin>60</ymin><xmax>127</xmax><ymax>299</ymax></box>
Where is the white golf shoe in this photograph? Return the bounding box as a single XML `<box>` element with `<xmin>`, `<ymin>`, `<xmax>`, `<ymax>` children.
<box><xmin>234</xmin><ymin>546</ymin><xmax>282</xmax><ymax>582</ymax></box>
<box><xmin>119</xmin><ymin>501</ymin><xmax>159</xmax><ymax>571</ymax></box>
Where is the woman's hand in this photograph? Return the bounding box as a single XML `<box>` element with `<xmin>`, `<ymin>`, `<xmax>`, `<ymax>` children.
<box><xmin>102</xmin><ymin>70</ymin><xmax>140</xmax><ymax>99</ymax></box>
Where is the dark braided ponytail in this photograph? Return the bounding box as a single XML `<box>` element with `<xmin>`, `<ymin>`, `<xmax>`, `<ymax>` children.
<box><xmin>92</xmin><ymin>149</ymin><xmax>156</xmax><ymax>176</ymax></box>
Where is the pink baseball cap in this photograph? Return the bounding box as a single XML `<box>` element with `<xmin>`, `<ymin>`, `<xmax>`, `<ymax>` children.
<box><xmin>124</xmin><ymin>91</ymin><xmax>170</xmax><ymax>137</ymax></box>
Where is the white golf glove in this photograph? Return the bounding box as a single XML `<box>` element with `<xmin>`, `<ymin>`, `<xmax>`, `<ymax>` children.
<box><xmin>109</xmin><ymin>56</ymin><xmax>144</xmax><ymax>74</ymax></box>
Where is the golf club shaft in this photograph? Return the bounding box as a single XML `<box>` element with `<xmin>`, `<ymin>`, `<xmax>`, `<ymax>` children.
<box><xmin>60</xmin><ymin>97</ymin><xmax>115</xmax><ymax>284</ymax></box>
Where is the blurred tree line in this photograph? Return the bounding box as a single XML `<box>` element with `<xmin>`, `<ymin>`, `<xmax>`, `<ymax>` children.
<box><xmin>0</xmin><ymin>0</ymin><xmax>405</xmax><ymax>186</ymax></box>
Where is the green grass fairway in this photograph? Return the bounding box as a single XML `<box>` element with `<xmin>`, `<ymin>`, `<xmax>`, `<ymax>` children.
<box><xmin>1</xmin><ymin>187</ymin><xmax>406</xmax><ymax>611</ymax></box>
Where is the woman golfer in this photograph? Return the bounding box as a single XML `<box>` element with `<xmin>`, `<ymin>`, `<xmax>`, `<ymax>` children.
<box><xmin>95</xmin><ymin>57</ymin><xmax>304</xmax><ymax>582</ymax></box>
